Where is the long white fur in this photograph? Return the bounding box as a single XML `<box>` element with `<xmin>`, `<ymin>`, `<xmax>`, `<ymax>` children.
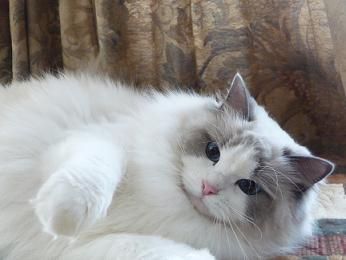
<box><xmin>0</xmin><ymin>73</ymin><xmax>318</xmax><ymax>260</ymax></box>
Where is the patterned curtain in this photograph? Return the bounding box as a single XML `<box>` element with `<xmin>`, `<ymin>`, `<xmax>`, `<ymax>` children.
<box><xmin>0</xmin><ymin>0</ymin><xmax>345</xmax><ymax>173</ymax></box>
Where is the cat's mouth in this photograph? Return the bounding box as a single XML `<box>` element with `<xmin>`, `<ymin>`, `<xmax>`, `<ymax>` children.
<box><xmin>181</xmin><ymin>185</ymin><xmax>240</xmax><ymax>229</ymax></box>
<box><xmin>181</xmin><ymin>185</ymin><xmax>216</xmax><ymax>221</ymax></box>
<box><xmin>187</xmin><ymin>194</ymin><xmax>212</xmax><ymax>217</ymax></box>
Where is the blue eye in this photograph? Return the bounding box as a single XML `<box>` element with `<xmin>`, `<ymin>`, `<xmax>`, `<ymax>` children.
<box><xmin>205</xmin><ymin>142</ymin><xmax>220</xmax><ymax>163</ymax></box>
<box><xmin>236</xmin><ymin>179</ymin><xmax>261</xmax><ymax>195</ymax></box>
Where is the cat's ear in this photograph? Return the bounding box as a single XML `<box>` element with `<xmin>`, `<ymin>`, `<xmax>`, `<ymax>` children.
<box><xmin>288</xmin><ymin>156</ymin><xmax>335</xmax><ymax>189</ymax></box>
<box><xmin>221</xmin><ymin>73</ymin><xmax>251</xmax><ymax>120</ymax></box>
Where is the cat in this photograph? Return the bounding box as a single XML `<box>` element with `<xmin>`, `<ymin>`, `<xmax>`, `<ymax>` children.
<box><xmin>0</xmin><ymin>72</ymin><xmax>334</xmax><ymax>260</ymax></box>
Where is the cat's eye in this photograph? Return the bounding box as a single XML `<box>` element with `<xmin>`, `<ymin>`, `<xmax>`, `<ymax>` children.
<box><xmin>236</xmin><ymin>179</ymin><xmax>261</xmax><ymax>195</ymax></box>
<box><xmin>205</xmin><ymin>142</ymin><xmax>220</xmax><ymax>163</ymax></box>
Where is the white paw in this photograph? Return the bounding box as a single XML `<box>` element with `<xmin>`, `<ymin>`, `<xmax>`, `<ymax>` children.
<box><xmin>32</xmin><ymin>176</ymin><xmax>108</xmax><ymax>237</ymax></box>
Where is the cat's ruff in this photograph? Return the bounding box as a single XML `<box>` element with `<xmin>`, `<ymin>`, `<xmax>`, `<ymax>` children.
<box><xmin>0</xmin><ymin>73</ymin><xmax>333</xmax><ymax>260</ymax></box>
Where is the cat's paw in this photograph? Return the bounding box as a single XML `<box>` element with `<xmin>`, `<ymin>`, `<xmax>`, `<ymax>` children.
<box><xmin>32</xmin><ymin>177</ymin><xmax>108</xmax><ymax>237</ymax></box>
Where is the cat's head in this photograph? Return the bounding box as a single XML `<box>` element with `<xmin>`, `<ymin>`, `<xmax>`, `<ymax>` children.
<box><xmin>179</xmin><ymin>73</ymin><xmax>334</xmax><ymax>251</ymax></box>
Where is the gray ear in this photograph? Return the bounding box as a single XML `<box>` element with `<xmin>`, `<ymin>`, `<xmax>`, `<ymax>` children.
<box><xmin>288</xmin><ymin>156</ymin><xmax>335</xmax><ymax>189</ymax></box>
<box><xmin>221</xmin><ymin>73</ymin><xmax>251</xmax><ymax>120</ymax></box>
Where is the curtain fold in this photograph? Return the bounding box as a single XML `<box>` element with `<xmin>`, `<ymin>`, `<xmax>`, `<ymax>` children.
<box><xmin>0</xmin><ymin>0</ymin><xmax>11</xmax><ymax>83</ymax></box>
<box><xmin>8</xmin><ymin>0</ymin><xmax>62</xmax><ymax>79</ymax></box>
<box><xmin>0</xmin><ymin>0</ymin><xmax>345</xmax><ymax>172</ymax></box>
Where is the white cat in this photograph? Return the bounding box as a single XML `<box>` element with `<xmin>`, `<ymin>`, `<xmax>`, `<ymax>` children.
<box><xmin>0</xmin><ymin>73</ymin><xmax>334</xmax><ymax>260</ymax></box>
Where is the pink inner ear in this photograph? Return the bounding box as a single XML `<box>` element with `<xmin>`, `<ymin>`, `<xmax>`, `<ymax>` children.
<box><xmin>288</xmin><ymin>156</ymin><xmax>335</xmax><ymax>185</ymax></box>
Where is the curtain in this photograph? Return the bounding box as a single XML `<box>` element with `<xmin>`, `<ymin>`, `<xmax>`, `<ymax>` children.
<box><xmin>0</xmin><ymin>0</ymin><xmax>345</xmax><ymax>173</ymax></box>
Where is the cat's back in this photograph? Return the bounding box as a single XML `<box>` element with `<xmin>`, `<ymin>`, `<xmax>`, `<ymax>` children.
<box><xmin>0</xmin><ymin>73</ymin><xmax>146</xmax><ymax>122</ymax></box>
<box><xmin>0</xmin><ymin>73</ymin><xmax>146</xmax><ymax>202</ymax></box>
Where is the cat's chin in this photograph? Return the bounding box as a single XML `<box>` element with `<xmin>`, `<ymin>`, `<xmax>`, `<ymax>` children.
<box><xmin>182</xmin><ymin>188</ymin><xmax>217</xmax><ymax>222</ymax></box>
<box><xmin>188</xmin><ymin>196</ymin><xmax>211</xmax><ymax>217</ymax></box>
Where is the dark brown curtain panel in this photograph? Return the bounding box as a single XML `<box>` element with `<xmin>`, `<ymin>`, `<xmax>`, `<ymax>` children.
<box><xmin>0</xmin><ymin>0</ymin><xmax>345</xmax><ymax>173</ymax></box>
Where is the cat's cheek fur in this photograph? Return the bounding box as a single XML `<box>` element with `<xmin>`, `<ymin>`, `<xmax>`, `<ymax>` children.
<box><xmin>273</xmin><ymin>189</ymin><xmax>317</xmax><ymax>247</ymax></box>
<box><xmin>181</xmin><ymin>156</ymin><xmax>210</xmax><ymax>197</ymax></box>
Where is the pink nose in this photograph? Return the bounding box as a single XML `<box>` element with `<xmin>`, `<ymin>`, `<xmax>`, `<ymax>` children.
<box><xmin>202</xmin><ymin>180</ymin><xmax>218</xmax><ymax>196</ymax></box>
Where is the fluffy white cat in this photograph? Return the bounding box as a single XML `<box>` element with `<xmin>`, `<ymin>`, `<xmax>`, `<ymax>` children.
<box><xmin>0</xmin><ymin>73</ymin><xmax>334</xmax><ymax>260</ymax></box>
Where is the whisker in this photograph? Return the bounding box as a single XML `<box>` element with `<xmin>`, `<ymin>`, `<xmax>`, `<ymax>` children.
<box><xmin>232</xmin><ymin>219</ymin><xmax>263</xmax><ymax>259</ymax></box>
<box><xmin>221</xmin><ymin>214</ymin><xmax>233</xmax><ymax>256</ymax></box>
<box><xmin>208</xmin><ymin>203</ymin><xmax>224</xmax><ymax>255</ymax></box>
<box><xmin>260</xmin><ymin>165</ymin><xmax>284</xmax><ymax>200</ymax></box>
<box><xmin>265</xmin><ymin>163</ymin><xmax>303</xmax><ymax>193</ymax></box>
<box><xmin>259</xmin><ymin>166</ymin><xmax>285</xmax><ymax>198</ymax></box>
<box><xmin>221</xmin><ymin>209</ymin><xmax>248</xmax><ymax>260</ymax></box>
<box><xmin>226</xmin><ymin>204</ymin><xmax>263</xmax><ymax>239</ymax></box>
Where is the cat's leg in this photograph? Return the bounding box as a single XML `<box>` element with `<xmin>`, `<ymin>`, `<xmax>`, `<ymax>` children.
<box><xmin>32</xmin><ymin>130</ymin><xmax>125</xmax><ymax>237</ymax></box>
<box><xmin>62</xmin><ymin>233</ymin><xmax>215</xmax><ymax>260</ymax></box>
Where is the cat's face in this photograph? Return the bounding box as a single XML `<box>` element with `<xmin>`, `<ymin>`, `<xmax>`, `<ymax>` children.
<box><xmin>179</xmin><ymin>74</ymin><xmax>334</xmax><ymax>235</ymax></box>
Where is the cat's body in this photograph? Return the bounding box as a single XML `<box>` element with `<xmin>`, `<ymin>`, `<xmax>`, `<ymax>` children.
<box><xmin>0</xmin><ymin>73</ymin><xmax>333</xmax><ymax>260</ymax></box>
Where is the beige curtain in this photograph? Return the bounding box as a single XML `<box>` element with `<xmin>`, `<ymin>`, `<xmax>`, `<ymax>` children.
<box><xmin>0</xmin><ymin>0</ymin><xmax>345</xmax><ymax>173</ymax></box>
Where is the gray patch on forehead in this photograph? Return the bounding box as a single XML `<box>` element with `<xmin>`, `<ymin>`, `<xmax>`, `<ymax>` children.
<box><xmin>224</xmin><ymin>133</ymin><xmax>264</xmax><ymax>156</ymax></box>
<box><xmin>213</xmin><ymin>110</ymin><xmax>254</xmax><ymax>145</ymax></box>
<box><xmin>181</xmin><ymin>128</ymin><xmax>210</xmax><ymax>157</ymax></box>
<box><xmin>181</xmin><ymin>109</ymin><xmax>257</xmax><ymax>158</ymax></box>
